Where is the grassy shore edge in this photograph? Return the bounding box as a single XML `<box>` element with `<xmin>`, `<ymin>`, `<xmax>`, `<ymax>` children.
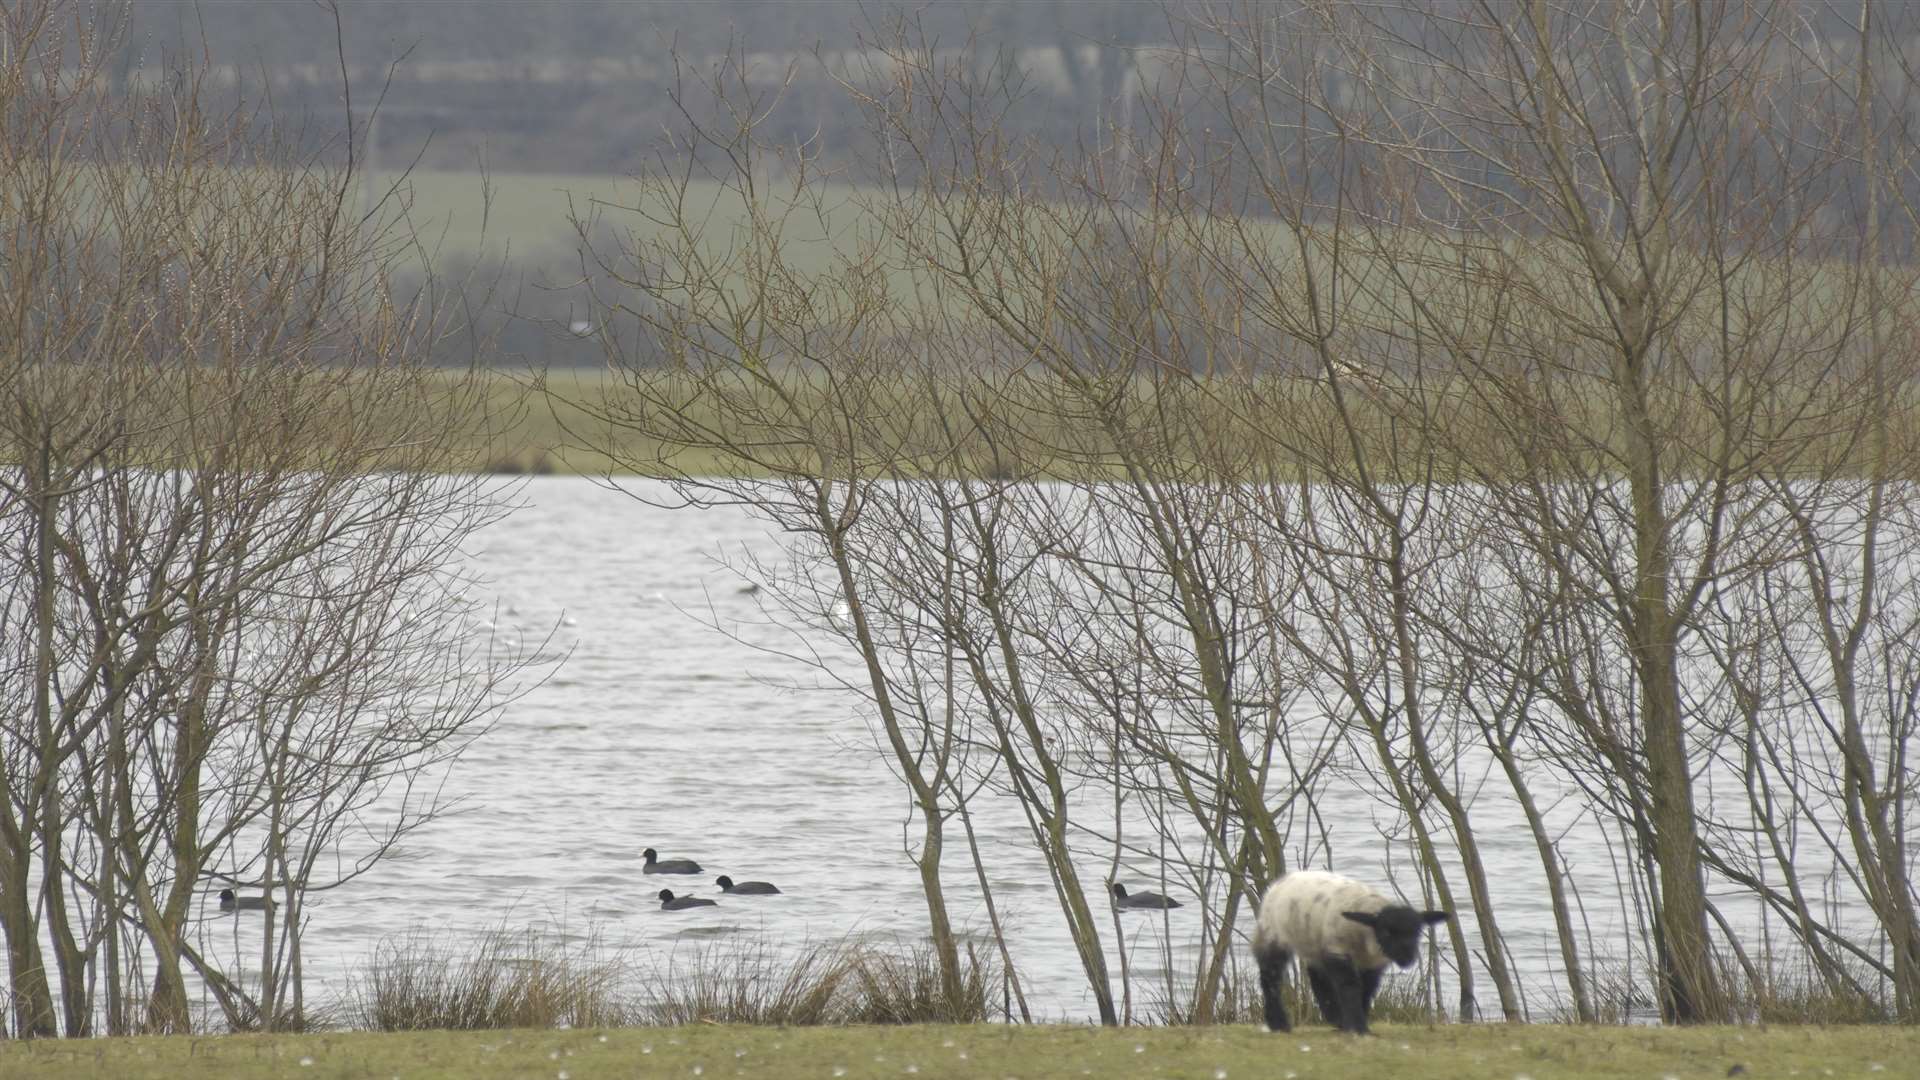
<box><xmin>3</xmin><ymin>1022</ymin><xmax>1911</xmax><ymax>1080</ymax></box>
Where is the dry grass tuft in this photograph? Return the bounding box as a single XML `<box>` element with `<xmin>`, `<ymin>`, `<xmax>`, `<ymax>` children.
<box><xmin>345</xmin><ymin>924</ymin><xmax>636</xmax><ymax>1031</ymax></box>
<box><xmin>840</xmin><ymin>940</ymin><xmax>999</xmax><ymax>1025</ymax></box>
<box><xmin>636</xmin><ymin>936</ymin><xmax>999</xmax><ymax>1026</ymax></box>
<box><xmin>637</xmin><ymin>938</ymin><xmax>853</xmax><ymax>1026</ymax></box>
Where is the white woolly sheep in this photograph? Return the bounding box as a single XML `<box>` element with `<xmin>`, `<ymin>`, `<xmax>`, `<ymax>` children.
<box><xmin>1251</xmin><ymin>869</ymin><xmax>1448</xmax><ymax>1034</ymax></box>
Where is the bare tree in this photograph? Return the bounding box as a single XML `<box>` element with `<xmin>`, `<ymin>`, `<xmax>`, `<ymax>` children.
<box><xmin>559</xmin><ymin>0</ymin><xmax>1920</xmax><ymax>1027</ymax></box>
<box><xmin>0</xmin><ymin>0</ymin><xmax>544</xmax><ymax>1035</ymax></box>
<box><xmin>553</xmin><ymin>43</ymin><xmax>984</xmax><ymax>1011</ymax></box>
<box><xmin>1170</xmin><ymin>0</ymin><xmax>1920</xmax><ymax>1023</ymax></box>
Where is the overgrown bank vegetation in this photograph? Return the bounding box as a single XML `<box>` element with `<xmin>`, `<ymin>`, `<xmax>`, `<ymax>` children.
<box><xmin>344</xmin><ymin>930</ymin><xmax>1002</xmax><ymax>1031</ymax></box>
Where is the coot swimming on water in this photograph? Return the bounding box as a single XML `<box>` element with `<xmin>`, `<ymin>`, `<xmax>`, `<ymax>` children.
<box><xmin>1110</xmin><ymin>882</ymin><xmax>1182</xmax><ymax>910</ymax></box>
<box><xmin>657</xmin><ymin>889</ymin><xmax>718</xmax><ymax>911</ymax></box>
<box><xmin>642</xmin><ymin>847</ymin><xmax>703</xmax><ymax>874</ymax></box>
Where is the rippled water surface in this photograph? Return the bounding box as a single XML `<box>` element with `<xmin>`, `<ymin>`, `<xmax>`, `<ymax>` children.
<box><xmin>224</xmin><ymin>475</ymin><xmax>1889</xmax><ymax>1024</ymax></box>
<box><xmin>262</xmin><ymin>476</ymin><xmax>1033</xmax><ymax>1013</ymax></box>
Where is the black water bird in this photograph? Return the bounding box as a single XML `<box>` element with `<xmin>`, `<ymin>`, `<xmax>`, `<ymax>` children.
<box><xmin>1110</xmin><ymin>882</ymin><xmax>1182</xmax><ymax>910</ymax></box>
<box><xmin>219</xmin><ymin>888</ymin><xmax>276</xmax><ymax>913</ymax></box>
<box><xmin>658</xmin><ymin>888</ymin><xmax>718</xmax><ymax>911</ymax></box>
<box><xmin>643</xmin><ymin>847</ymin><xmax>703</xmax><ymax>874</ymax></box>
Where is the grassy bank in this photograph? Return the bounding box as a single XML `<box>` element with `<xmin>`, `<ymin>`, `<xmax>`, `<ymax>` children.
<box><xmin>480</xmin><ymin>365</ymin><xmax>1920</xmax><ymax>484</ymax></box>
<box><xmin>9</xmin><ymin>361</ymin><xmax>1911</xmax><ymax>483</ymax></box>
<box><xmin>4</xmin><ymin>1022</ymin><xmax>1911</xmax><ymax>1080</ymax></box>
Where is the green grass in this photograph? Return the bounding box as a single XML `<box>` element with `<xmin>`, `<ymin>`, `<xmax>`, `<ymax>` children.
<box><xmin>2</xmin><ymin>1022</ymin><xmax>1910</xmax><ymax>1080</ymax></box>
<box><xmin>25</xmin><ymin>163</ymin><xmax>1920</xmax><ymax>485</ymax></box>
<box><xmin>376</xmin><ymin>169</ymin><xmax>894</xmax><ymax>283</ymax></box>
<box><xmin>384</xmin><ymin>167</ymin><xmax>1917</xmax><ymax>355</ymax></box>
<box><xmin>495</xmin><ymin>364</ymin><xmax>1920</xmax><ymax>486</ymax></box>
<box><xmin>8</xmin><ymin>359</ymin><xmax>1914</xmax><ymax>486</ymax></box>
<box><xmin>372</xmin><ymin>169</ymin><xmax>623</xmax><ymax>265</ymax></box>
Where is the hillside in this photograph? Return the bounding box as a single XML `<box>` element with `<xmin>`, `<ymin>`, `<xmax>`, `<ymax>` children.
<box><xmin>121</xmin><ymin>1</ymin><xmax>1166</xmax><ymax>174</ymax></box>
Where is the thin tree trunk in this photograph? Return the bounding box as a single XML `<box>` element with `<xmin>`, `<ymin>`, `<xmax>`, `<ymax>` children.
<box><xmin>1490</xmin><ymin>731</ymin><xmax>1594</xmax><ymax>1021</ymax></box>
<box><xmin>0</xmin><ymin>840</ymin><xmax>57</xmax><ymax>1037</ymax></box>
<box><xmin>12</xmin><ymin>442</ymin><xmax>65</xmax><ymax>1038</ymax></box>
<box><xmin>817</xmin><ymin>480</ymin><xmax>964</xmax><ymax>1007</ymax></box>
<box><xmin>954</xmin><ymin>783</ymin><xmax>1031</xmax><ymax>1023</ymax></box>
<box><xmin>1635</xmin><ymin>597</ymin><xmax>1724</xmax><ymax>1020</ymax></box>
<box><xmin>1386</xmin><ymin>543</ymin><xmax>1520</xmax><ymax>1021</ymax></box>
<box><xmin>967</xmin><ymin>525</ymin><xmax>1117</xmax><ymax>1026</ymax></box>
<box><xmin>1360</xmin><ymin>712</ymin><xmax>1474</xmax><ymax>1020</ymax></box>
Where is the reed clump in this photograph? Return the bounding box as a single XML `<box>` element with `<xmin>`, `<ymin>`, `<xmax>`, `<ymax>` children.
<box><xmin>346</xmin><ymin>926</ymin><xmax>636</xmax><ymax>1031</ymax></box>
<box><xmin>346</xmin><ymin>929</ymin><xmax>998</xmax><ymax>1031</ymax></box>
<box><xmin>636</xmin><ymin>939</ymin><xmax>853</xmax><ymax>1026</ymax></box>
<box><xmin>1738</xmin><ymin>968</ymin><xmax>1892</xmax><ymax>1026</ymax></box>
<box><xmin>839</xmin><ymin>940</ymin><xmax>998</xmax><ymax>1025</ymax></box>
<box><xmin>638</xmin><ymin>937</ymin><xmax>1000</xmax><ymax>1027</ymax></box>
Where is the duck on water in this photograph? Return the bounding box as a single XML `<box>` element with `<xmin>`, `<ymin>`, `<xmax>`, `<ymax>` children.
<box><xmin>1111</xmin><ymin>882</ymin><xmax>1182</xmax><ymax>910</ymax></box>
<box><xmin>219</xmin><ymin>889</ymin><xmax>276</xmax><ymax>913</ymax></box>
<box><xmin>643</xmin><ymin>847</ymin><xmax>703</xmax><ymax>874</ymax></box>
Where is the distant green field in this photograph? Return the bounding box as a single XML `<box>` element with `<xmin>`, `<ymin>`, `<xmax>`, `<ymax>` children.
<box><xmin>17</xmin><ymin>166</ymin><xmax>1917</xmax><ymax>482</ymax></box>
<box><xmin>2</xmin><ymin>1021</ymin><xmax>1910</xmax><ymax>1080</ymax></box>
<box><xmin>373</xmin><ymin>168</ymin><xmax>884</xmax><ymax>278</ymax></box>
<box><xmin>389</xmin><ymin>167</ymin><xmax>1908</xmax><ymax>375</ymax></box>
<box><xmin>369</xmin><ymin>168</ymin><xmax>637</xmax><ymax>264</ymax></box>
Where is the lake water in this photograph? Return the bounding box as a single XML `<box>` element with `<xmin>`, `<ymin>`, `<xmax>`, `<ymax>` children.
<box><xmin>197</xmin><ymin>475</ymin><xmax>1897</xmax><ymax>1025</ymax></box>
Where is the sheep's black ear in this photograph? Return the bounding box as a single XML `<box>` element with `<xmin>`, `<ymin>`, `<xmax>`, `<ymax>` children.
<box><xmin>1421</xmin><ymin>910</ymin><xmax>1449</xmax><ymax>925</ymax></box>
<box><xmin>1341</xmin><ymin>910</ymin><xmax>1379</xmax><ymax>928</ymax></box>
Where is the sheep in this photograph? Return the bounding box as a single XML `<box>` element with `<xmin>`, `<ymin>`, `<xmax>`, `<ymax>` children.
<box><xmin>1250</xmin><ymin>869</ymin><xmax>1448</xmax><ymax>1035</ymax></box>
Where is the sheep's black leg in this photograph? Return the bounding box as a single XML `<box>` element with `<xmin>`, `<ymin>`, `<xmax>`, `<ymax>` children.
<box><xmin>1255</xmin><ymin>944</ymin><xmax>1292</xmax><ymax>1032</ymax></box>
<box><xmin>1322</xmin><ymin>959</ymin><xmax>1369</xmax><ymax>1034</ymax></box>
<box><xmin>1306</xmin><ymin>966</ymin><xmax>1340</xmax><ymax>1025</ymax></box>
<box><xmin>1361</xmin><ymin>967</ymin><xmax>1383</xmax><ymax>1016</ymax></box>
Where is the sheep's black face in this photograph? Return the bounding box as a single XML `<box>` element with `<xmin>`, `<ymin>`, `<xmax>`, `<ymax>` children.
<box><xmin>1344</xmin><ymin>905</ymin><xmax>1451</xmax><ymax>968</ymax></box>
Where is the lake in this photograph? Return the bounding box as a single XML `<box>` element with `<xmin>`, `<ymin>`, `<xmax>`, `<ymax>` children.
<box><xmin>200</xmin><ymin>474</ymin><xmax>1894</xmax><ymax>1025</ymax></box>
